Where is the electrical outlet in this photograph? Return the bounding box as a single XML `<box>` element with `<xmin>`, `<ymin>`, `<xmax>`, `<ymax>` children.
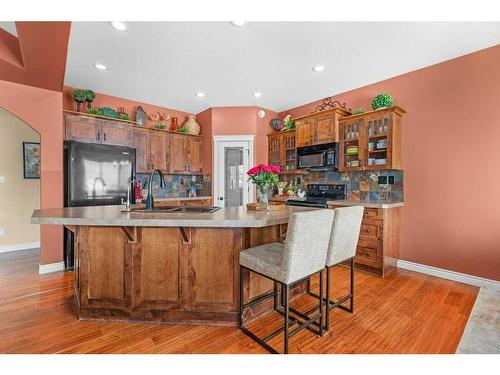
<box><xmin>388</xmin><ymin>176</ymin><xmax>395</xmax><ymax>185</ymax></box>
<box><xmin>0</xmin><ymin>176</ymin><xmax>5</xmax><ymax>184</ymax></box>
<box><xmin>378</xmin><ymin>176</ymin><xmax>387</xmax><ymax>184</ymax></box>
<box><xmin>0</xmin><ymin>227</ymin><xmax>5</xmax><ymax>237</ymax></box>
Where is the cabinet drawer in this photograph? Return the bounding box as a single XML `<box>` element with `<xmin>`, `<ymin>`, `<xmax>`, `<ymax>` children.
<box><xmin>360</xmin><ymin>221</ymin><xmax>383</xmax><ymax>239</ymax></box>
<box><xmin>355</xmin><ymin>246</ymin><xmax>379</xmax><ymax>266</ymax></box>
<box><xmin>364</xmin><ymin>208</ymin><xmax>383</xmax><ymax>219</ymax></box>
<box><xmin>357</xmin><ymin>237</ymin><xmax>381</xmax><ymax>251</ymax></box>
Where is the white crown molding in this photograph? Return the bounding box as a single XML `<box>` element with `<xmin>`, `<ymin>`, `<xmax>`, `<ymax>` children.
<box><xmin>0</xmin><ymin>242</ymin><xmax>40</xmax><ymax>253</ymax></box>
<box><xmin>39</xmin><ymin>261</ymin><xmax>65</xmax><ymax>275</ymax></box>
<box><xmin>397</xmin><ymin>260</ymin><xmax>500</xmax><ymax>290</ymax></box>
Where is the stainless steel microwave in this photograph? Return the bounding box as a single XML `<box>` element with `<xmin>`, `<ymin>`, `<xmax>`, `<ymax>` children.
<box><xmin>296</xmin><ymin>143</ymin><xmax>338</xmax><ymax>170</ymax></box>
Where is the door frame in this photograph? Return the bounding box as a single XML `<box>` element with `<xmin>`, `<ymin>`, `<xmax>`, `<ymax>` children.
<box><xmin>213</xmin><ymin>135</ymin><xmax>255</xmax><ymax>206</ymax></box>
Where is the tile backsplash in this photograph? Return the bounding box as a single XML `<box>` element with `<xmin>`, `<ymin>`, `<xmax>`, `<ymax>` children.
<box><xmin>279</xmin><ymin>170</ymin><xmax>404</xmax><ymax>203</ymax></box>
<box><xmin>136</xmin><ymin>173</ymin><xmax>212</xmax><ymax>199</ymax></box>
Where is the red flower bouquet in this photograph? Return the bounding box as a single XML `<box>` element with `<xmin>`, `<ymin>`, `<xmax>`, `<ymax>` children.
<box><xmin>247</xmin><ymin>164</ymin><xmax>280</xmax><ymax>206</ymax></box>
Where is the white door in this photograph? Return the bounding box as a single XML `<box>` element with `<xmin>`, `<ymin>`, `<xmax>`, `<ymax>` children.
<box><xmin>214</xmin><ymin>137</ymin><xmax>253</xmax><ymax>208</ymax></box>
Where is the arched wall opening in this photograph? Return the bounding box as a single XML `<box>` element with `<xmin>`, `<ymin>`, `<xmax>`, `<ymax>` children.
<box><xmin>0</xmin><ymin>79</ymin><xmax>64</xmax><ymax>267</ymax></box>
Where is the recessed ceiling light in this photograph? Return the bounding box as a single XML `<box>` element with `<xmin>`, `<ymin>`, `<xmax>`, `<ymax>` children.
<box><xmin>230</xmin><ymin>21</ymin><xmax>246</xmax><ymax>27</ymax></box>
<box><xmin>253</xmin><ymin>92</ymin><xmax>262</xmax><ymax>98</ymax></box>
<box><xmin>312</xmin><ymin>65</ymin><xmax>325</xmax><ymax>72</ymax></box>
<box><xmin>94</xmin><ymin>63</ymin><xmax>108</xmax><ymax>71</ymax></box>
<box><xmin>195</xmin><ymin>92</ymin><xmax>205</xmax><ymax>98</ymax></box>
<box><xmin>110</xmin><ymin>21</ymin><xmax>127</xmax><ymax>31</ymax></box>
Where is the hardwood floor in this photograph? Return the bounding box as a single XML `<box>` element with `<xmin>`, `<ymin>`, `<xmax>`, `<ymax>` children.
<box><xmin>0</xmin><ymin>249</ymin><xmax>478</xmax><ymax>354</ymax></box>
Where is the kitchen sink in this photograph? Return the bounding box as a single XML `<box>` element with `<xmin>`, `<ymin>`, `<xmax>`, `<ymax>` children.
<box><xmin>126</xmin><ymin>206</ymin><xmax>220</xmax><ymax>214</ymax></box>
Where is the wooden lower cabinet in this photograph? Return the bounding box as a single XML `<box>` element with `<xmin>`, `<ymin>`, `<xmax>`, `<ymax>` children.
<box><xmin>74</xmin><ymin>224</ymin><xmax>301</xmax><ymax>325</ymax></box>
<box><xmin>328</xmin><ymin>205</ymin><xmax>401</xmax><ymax>276</ymax></box>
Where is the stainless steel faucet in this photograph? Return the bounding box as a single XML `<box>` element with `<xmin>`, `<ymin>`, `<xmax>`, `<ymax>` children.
<box><xmin>122</xmin><ymin>179</ymin><xmax>138</xmax><ymax>211</ymax></box>
<box><xmin>145</xmin><ymin>169</ymin><xmax>165</xmax><ymax>210</ymax></box>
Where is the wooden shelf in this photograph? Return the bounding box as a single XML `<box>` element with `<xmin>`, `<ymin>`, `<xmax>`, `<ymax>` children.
<box><xmin>278</xmin><ymin>170</ymin><xmax>309</xmax><ymax>175</ymax></box>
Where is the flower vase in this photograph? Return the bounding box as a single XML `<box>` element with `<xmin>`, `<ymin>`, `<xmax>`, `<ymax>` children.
<box><xmin>258</xmin><ymin>186</ymin><xmax>269</xmax><ymax>207</ymax></box>
<box><xmin>183</xmin><ymin>115</ymin><xmax>200</xmax><ymax>135</ymax></box>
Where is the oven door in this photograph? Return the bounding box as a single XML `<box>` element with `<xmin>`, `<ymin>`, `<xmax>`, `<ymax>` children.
<box><xmin>287</xmin><ymin>199</ymin><xmax>327</xmax><ymax>208</ymax></box>
<box><xmin>297</xmin><ymin>151</ymin><xmax>325</xmax><ymax>169</ymax></box>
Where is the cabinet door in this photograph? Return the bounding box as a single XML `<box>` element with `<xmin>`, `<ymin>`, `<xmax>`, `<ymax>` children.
<box><xmin>186</xmin><ymin>137</ymin><xmax>203</xmax><ymax>174</ymax></box>
<box><xmin>268</xmin><ymin>134</ymin><xmax>282</xmax><ymax>167</ymax></box>
<box><xmin>132</xmin><ymin>227</ymin><xmax>182</xmax><ymax>310</ymax></box>
<box><xmin>168</xmin><ymin>133</ymin><xmax>187</xmax><ymax>173</ymax></box>
<box><xmin>100</xmin><ymin>120</ymin><xmax>133</xmax><ymax>146</ymax></box>
<box><xmin>282</xmin><ymin>132</ymin><xmax>296</xmax><ymax>171</ymax></box>
<box><xmin>150</xmin><ymin>131</ymin><xmax>168</xmax><ymax>171</ymax></box>
<box><xmin>185</xmin><ymin>228</ymin><xmax>241</xmax><ymax>312</ymax></box>
<box><xmin>132</xmin><ymin>128</ymin><xmax>150</xmax><ymax>173</ymax></box>
<box><xmin>314</xmin><ymin>114</ymin><xmax>336</xmax><ymax>144</ymax></box>
<box><xmin>339</xmin><ymin>118</ymin><xmax>365</xmax><ymax>171</ymax></box>
<box><xmin>78</xmin><ymin>226</ymin><xmax>132</xmax><ymax>309</ymax></box>
<box><xmin>65</xmin><ymin>115</ymin><xmax>100</xmax><ymax>143</ymax></box>
<box><xmin>363</xmin><ymin>113</ymin><xmax>393</xmax><ymax>170</ymax></box>
<box><xmin>295</xmin><ymin>118</ymin><xmax>314</xmax><ymax>147</ymax></box>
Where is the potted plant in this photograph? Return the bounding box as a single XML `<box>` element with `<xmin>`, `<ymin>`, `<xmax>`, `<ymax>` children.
<box><xmin>247</xmin><ymin>164</ymin><xmax>280</xmax><ymax>207</ymax></box>
<box><xmin>84</xmin><ymin>90</ymin><xmax>96</xmax><ymax>110</ymax></box>
<box><xmin>282</xmin><ymin>115</ymin><xmax>295</xmax><ymax>131</ymax></box>
<box><xmin>72</xmin><ymin>89</ymin><xmax>87</xmax><ymax>112</ymax></box>
<box><xmin>371</xmin><ymin>93</ymin><xmax>394</xmax><ymax>110</ymax></box>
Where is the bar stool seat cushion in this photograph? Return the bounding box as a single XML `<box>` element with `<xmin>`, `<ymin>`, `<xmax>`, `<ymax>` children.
<box><xmin>240</xmin><ymin>243</ymin><xmax>286</xmax><ymax>283</ymax></box>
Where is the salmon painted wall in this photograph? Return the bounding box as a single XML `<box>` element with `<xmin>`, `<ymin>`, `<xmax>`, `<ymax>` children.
<box><xmin>0</xmin><ymin>80</ymin><xmax>64</xmax><ymax>265</ymax></box>
<box><xmin>63</xmin><ymin>86</ymin><xmax>194</xmax><ymax>127</ymax></box>
<box><xmin>279</xmin><ymin>45</ymin><xmax>500</xmax><ymax>281</ymax></box>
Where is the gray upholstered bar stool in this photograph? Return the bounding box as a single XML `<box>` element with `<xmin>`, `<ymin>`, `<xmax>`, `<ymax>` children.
<box><xmin>307</xmin><ymin>206</ymin><xmax>364</xmax><ymax>331</ymax></box>
<box><xmin>239</xmin><ymin>209</ymin><xmax>335</xmax><ymax>354</ymax></box>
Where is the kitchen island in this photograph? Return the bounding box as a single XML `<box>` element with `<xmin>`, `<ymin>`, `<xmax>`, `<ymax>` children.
<box><xmin>32</xmin><ymin>205</ymin><xmax>317</xmax><ymax>326</ymax></box>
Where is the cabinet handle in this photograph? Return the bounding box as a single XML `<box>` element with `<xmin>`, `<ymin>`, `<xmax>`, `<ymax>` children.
<box><xmin>103</xmin><ymin>133</ymin><xmax>106</xmax><ymax>141</ymax></box>
<box><xmin>97</xmin><ymin>132</ymin><xmax>100</xmax><ymax>141</ymax></box>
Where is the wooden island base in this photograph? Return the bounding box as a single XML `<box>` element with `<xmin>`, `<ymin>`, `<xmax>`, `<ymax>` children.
<box><xmin>70</xmin><ymin>224</ymin><xmax>306</xmax><ymax>326</ymax></box>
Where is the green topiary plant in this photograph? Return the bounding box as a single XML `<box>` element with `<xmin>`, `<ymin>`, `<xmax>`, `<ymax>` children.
<box><xmin>72</xmin><ymin>89</ymin><xmax>87</xmax><ymax>112</ymax></box>
<box><xmin>177</xmin><ymin>127</ymin><xmax>188</xmax><ymax>133</ymax></box>
<box><xmin>84</xmin><ymin>90</ymin><xmax>96</xmax><ymax>109</ymax></box>
<box><xmin>86</xmin><ymin>108</ymin><xmax>99</xmax><ymax>115</ymax></box>
<box><xmin>119</xmin><ymin>113</ymin><xmax>131</xmax><ymax>121</ymax></box>
<box><xmin>371</xmin><ymin>93</ymin><xmax>393</xmax><ymax>110</ymax></box>
<box><xmin>353</xmin><ymin>108</ymin><xmax>365</xmax><ymax>115</ymax></box>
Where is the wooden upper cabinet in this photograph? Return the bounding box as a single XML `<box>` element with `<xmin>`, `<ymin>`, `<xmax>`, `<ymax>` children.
<box><xmin>268</xmin><ymin>133</ymin><xmax>282</xmax><ymax>167</ymax></box>
<box><xmin>267</xmin><ymin>130</ymin><xmax>296</xmax><ymax>171</ymax></box>
<box><xmin>338</xmin><ymin>106</ymin><xmax>405</xmax><ymax>171</ymax></box>
<box><xmin>294</xmin><ymin>108</ymin><xmax>351</xmax><ymax>147</ymax></box>
<box><xmin>65</xmin><ymin>114</ymin><xmax>100</xmax><ymax>143</ymax></box>
<box><xmin>132</xmin><ymin>128</ymin><xmax>150</xmax><ymax>173</ymax></box>
<box><xmin>186</xmin><ymin>137</ymin><xmax>203</xmax><ymax>174</ymax></box>
<box><xmin>295</xmin><ymin>118</ymin><xmax>314</xmax><ymax>147</ymax></box>
<box><xmin>314</xmin><ymin>113</ymin><xmax>337</xmax><ymax>144</ymax></box>
<box><xmin>168</xmin><ymin>133</ymin><xmax>187</xmax><ymax>173</ymax></box>
<box><xmin>150</xmin><ymin>131</ymin><xmax>168</xmax><ymax>172</ymax></box>
<box><xmin>100</xmin><ymin>120</ymin><xmax>133</xmax><ymax>146</ymax></box>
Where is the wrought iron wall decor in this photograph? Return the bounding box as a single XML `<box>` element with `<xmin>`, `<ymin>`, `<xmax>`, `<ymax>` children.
<box><xmin>315</xmin><ymin>97</ymin><xmax>351</xmax><ymax>113</ymax></box>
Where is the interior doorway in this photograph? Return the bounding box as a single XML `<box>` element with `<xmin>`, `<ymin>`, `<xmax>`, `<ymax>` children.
<box><xmin>213</xmin><ymin>135</ymin><xmax>254</xmax><ymax>207</ymax></box>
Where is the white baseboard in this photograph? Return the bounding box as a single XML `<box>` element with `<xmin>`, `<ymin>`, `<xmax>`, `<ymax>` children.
<box><xmin>0</xmin><ymin>242</ymin><xmax>40</xmax><ymax>253</ymax></box>
<box><xmin>39</xmin><ymin>261</ymin><xmax>65</xmax><ymax>274</ymax></box>
<box><xmin>397</xmin><ymin>259</ymin><xmax>500</xmax><ymax>290</ymax></box>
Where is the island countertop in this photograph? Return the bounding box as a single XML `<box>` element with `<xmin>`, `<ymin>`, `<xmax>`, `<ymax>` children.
<box><xmin>31</xmin><ymin>205</ymin><xmax>318</xmax><ymax>228</ymax></box>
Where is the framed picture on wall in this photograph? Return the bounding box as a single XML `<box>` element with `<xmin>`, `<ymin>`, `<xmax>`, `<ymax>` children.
<box><xmin>23</xmin><ymin>142</ymin><xmax>41</xmax><ymax>179</ymax></box>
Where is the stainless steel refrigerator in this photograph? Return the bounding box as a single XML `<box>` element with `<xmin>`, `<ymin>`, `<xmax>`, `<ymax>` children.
<box><xmin>64</xmin><ymin>141</ymin><xmax>136</xmax><ymax>269</ymax></box>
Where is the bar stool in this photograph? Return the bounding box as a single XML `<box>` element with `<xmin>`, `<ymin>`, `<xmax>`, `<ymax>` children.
<box><xmin>239</xmin><ymin>209</ymin><xmax>335</xmax><ymax>354</ymax></box>
<box><xmin>307</xmin><ymin>206</ymin><xmax>364</xmax><ymax>331</ymax></box>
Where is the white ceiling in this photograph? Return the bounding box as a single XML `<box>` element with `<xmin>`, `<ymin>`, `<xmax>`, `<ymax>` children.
<box><xmin>65</xmin><ymin>22</ymin><xmax>500</xmax><ymax>114</ymax></box>
<box><xmin>0</xmin><ymin>21</ymin><xmax>18</xmax><ymax>37</ymax></box>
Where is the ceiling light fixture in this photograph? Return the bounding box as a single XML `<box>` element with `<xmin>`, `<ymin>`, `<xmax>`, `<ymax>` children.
<box><xmin>312</xmin><ymin>65</ymin><xmax>325</xmax><ymax>72</ymax></box>
<box><xmin>253</xmin><ymin>92</ymin><xmax>262</xmax><ymax>98</ymax></box>
<box><xmin>195</xmin><ymin>92</ymin><xmax>205</xmax><ymax>98</ymax></box>
<box><xmin>94</xmin><ymin>63</ymin><xmax>108</xmax><ymax>71</ymax></box>
<box><xmin>110</xmin><ymin>21</ymin><xmax>127</xmax><ymax>31</ymax></box>
<box><xmin>230</xmin><ymin>21</ymin><xmax>246</xmax><ymax>27</ymax></box>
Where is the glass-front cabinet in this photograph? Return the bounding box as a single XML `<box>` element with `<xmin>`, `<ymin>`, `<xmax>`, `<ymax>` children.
<box><xmin>267</xmin><ymin>129</ymin><xmax>297</xmax><ymax>172</ymax></box>
<box><xmin>339</xmin><ymin>106</ymin><xmax>405</xmax><ymax>171</ymax></box>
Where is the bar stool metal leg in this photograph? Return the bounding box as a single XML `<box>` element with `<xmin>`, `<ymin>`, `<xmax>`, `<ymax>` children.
<box><xmin>319</xmin><ymin>270</ymin><xmax>324</xmax><ymax>337</ymax></box>
<box><xmin>239</xmin><ymin>266</ymin><xmax>244</xmax><ymax>329</ymax></box>
<box><xmin>284</xmin><ymin>283</ymin><xmax>289</xmax><ymax>354</ymax></box>
<box><xmin>349</xmin><ymin>257</ymin><xmax>354</xmax><ymax>313</ymax></box>
<box><xmin>325</xmin><ymin>266</ymin><xmax>331</xmax><ymax>331</ymax></box>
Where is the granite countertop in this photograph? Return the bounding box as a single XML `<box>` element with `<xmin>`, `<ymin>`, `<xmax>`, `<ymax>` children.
<box><xmin>327</xmin><ymin>200</ymin><xmax>404</xmax><ymax>209</ymax></box>
<box><xmin>32</xmin><ymin>205</ymin><xmax>318</xmax><ymax>228</ymax></box>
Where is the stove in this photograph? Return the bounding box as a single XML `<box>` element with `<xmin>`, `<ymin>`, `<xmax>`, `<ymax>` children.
<box><xmin>288</xmin><ymin>184</ymin><xmax>346</xmax><ymax>208</ymax></box>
